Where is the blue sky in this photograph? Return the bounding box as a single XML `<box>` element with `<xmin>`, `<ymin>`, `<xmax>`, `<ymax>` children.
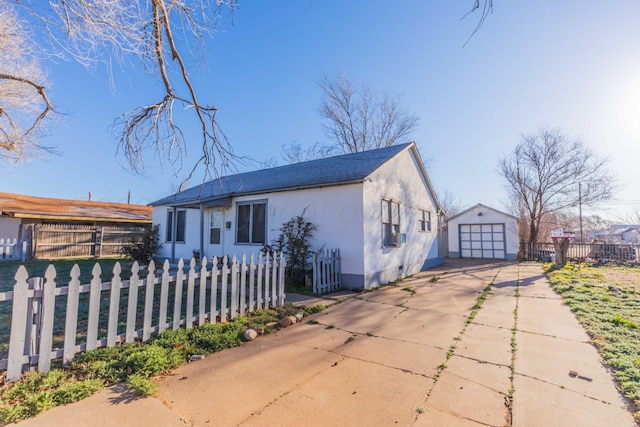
<box><xmin>2</xmin><ymin>1</ymin><xmax>639</xmax><ymax>220</ymax></box>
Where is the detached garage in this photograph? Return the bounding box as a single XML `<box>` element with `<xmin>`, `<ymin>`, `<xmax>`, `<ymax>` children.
<box><xmin>447</xmin><ymin>204</ymin><xmax>519</xmax><ymax>260</ymax></box>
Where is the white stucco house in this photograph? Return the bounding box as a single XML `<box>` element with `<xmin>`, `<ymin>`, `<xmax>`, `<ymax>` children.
<box><xmin>150</xmin><ymin>143</ymin><xmax>444</xmax><ymax>290</ymax></box>
<box><xmin>447</xmin><ymin>204</ymin><xmax>519</xmax><ymax>260</ymax></box>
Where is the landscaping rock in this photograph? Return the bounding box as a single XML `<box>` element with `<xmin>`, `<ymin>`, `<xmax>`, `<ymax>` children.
<box><xmin>189</xmin><ymin>355</ymin><xmax>205</xmax><ymax>362</ymax></box>
<box><xmin>244</xmin><ymin>329</ymin><xmax>258</xmax><ymax>341</ymax></box>
<box><xmin>279</xmin><ymin>316</ymin><xmax>297</xmax><ymax>328</ymax></box>
<box><xmin>295</xmin><ymin>312</ymin><xmax>304</xmax><ymax>322</ymax></box>
<box><xmin>254</xmin><ymin>326</ymin><xmax>265</xmax><ymax>335</ymax></box>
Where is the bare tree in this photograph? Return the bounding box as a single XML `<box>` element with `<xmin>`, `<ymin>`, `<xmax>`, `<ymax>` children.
<box><xmin>499</xmin><ymin>128</ymin><xmax>615</xmax><ymax>244</ymax></box>
<box><xmin>319</xmin><ymin>72</ymin><xmax>419</xmax><ymax>154</ymax></box>
<box><xmin>2</xmin><ymin>1</ymin><xmax>238</xmax><ymax>188</ymax></box>
<box><xmin>0</xmin><ymin>3</ymin><xmax>55</xmax><ymax>161</ymax></box>
<box><xmin>615</xmin><ymin>208</ymin><xmax>640</xmax><ymax>225</ymax></box>
<box><xmin>438</xmin><ymin>189</ymin><xmax>462</xmax><ymax>217</ymax></box>
<box><xmin>280</xmin><ymin>141</ymin><xmax>340</xmax><ymax>164</ymax></box>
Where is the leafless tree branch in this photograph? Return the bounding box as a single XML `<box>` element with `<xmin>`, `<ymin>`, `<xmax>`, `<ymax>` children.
<box><xmin>462</xmin><ymin>0</ymin><xmax>493</xmax><ymax>46</ymax></box>
<box><xmin>3</xmin><ymin>0</ymin><xmax>239</xmax><ymax>187</ymax></box>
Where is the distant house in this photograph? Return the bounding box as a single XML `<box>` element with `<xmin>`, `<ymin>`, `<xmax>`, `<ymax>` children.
<box><xmin>446</xmin><ymin>204</ymin><xmax>519</xmax><ymax>260</ymax></box>
<box><xmin>0</xmin><ymin>192</ymin><xmax>152</xmax><ymax>259</ymax></box>
<box><xmin>150</xmin><ymin>143</ymin><xmax>444</xmax><ymax>290</ymax></box>
<box><xmin>592</xmin><ymin>225</ymin><xmax>640</xmax><ymax>244</ymax></box>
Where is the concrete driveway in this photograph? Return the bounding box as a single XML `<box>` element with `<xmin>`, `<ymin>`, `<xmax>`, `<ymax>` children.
<box><xmin>17</xmin><ymin>260</ymin><xmax>635</xmax><ymax>426</ymax></box>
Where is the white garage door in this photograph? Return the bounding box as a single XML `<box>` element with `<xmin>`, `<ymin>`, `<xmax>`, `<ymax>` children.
<box><xmin>459</xmin><ymin>224</ymin><xmax>506</xmax><ymax>259</ymax></box>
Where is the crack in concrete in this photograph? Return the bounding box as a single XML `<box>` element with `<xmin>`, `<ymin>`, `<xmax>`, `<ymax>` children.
<box><xmin>235</xmin><ymin>355</ymin><xmax>347</xmax><ymax>426</ymax></box>
<box><xmin>443</xmin><ymin>368</ymin><xmax>511</xmax><ymax>398</ymax></box>
<box><xmin>511</xmin><ymin>371</ymin><xmax>627</xmax><ymax>407</ymax></box>
<box><xmin>410</xmin><ymin>269</ymin><xmax>504</xmax><ymax>426</ymax></box>
<box><xmin>155</xmin><ymin>395</ymin><xmax>194</xmax><ymax>426</ymax></box>
<box><xmin>327</xmin><ymin>349</ymin><xmax>436</xmax><ymax>381</ymax></box>
<box><xmin>505</xmin><ymin>266</ymin><xmax>521</xmax><ymax>426</ymax></box>
<box><xmin>517</xmin><ymin>328</ymin><xmax>590</xmax><ymax>344</ymax></box>
<box><xmin>452</xmin><ymin>352</ymin><xmax>512</xmax><ymax>369</ymax></box>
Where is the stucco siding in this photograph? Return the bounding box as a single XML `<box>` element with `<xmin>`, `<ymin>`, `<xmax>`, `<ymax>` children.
<box><xmin>0</xmin><ymin>217</ymin><xmax>21</xmax><ymax>240</ymax></box>
<box><xmin>226</xmin><ymin>184</ymin><xmax>366</xmax><ymax>277</ymax></box>
<box><xmin>154</xmin><ymin>184</ymin><xmax>367</xmax><ymax>279</ymax></box>
<box><xmin>153</xmin><ymin>207</ymin><xmax>203</xmax><ymax>261</ymax></box>
<box><xmin>361</xmin><ymin>149</ymin><xmax>441</xmax><ymax>289</ymax></box>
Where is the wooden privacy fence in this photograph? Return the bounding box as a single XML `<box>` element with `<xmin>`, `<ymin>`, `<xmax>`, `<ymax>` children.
<box><xmin>2</xmin><ymin>252</ymin><xmax>286</xmax><ymax>382</ymax></box>
<box><xmin>313</xmin><ymin>248</ymin><xmax>342</xmax><ymax>295</ymax></box>
<box><xmin>520</xmin><ymin>242</ymin><xmax>639</xmax><ymax>262</ymax></box>
<box><xmin>28</xmin><ymin>224</ymin><xmax>147</xmax><ymax>260</ymax></box>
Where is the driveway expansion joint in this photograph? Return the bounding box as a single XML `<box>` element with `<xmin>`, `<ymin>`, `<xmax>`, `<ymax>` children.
<box><xmin>512</xmin><ymin>372</ymin><xmax>625</xmax><ymax>407</ymax></box>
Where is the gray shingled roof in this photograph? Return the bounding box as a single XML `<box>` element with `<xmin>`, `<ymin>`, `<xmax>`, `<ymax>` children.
<box><xmin>151</xmin><ymin>143</ymin><xmax>412</xmax><ymax>207</ymax></box>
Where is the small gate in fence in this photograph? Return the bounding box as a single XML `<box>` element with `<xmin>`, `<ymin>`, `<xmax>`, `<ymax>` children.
<box><xmin>313</xmin><ymin>248</ymin><xmax>342</xmax><ymax>295</ymax></box>
<box><xmin>2</xmin><ymin>252</ymin><xmax>286</xmax><ymax>382</ymax></box>
<box><xmin>0</xmin><ymin>238</ymin><xmax>26</xmax><ymax>261</ymax></box>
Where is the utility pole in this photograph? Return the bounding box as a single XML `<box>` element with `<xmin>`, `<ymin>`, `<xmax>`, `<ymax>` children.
<box><xmin>578</xmin><ymin>182</ymin><xmax>583</xmax><ymax>243</ymax></box>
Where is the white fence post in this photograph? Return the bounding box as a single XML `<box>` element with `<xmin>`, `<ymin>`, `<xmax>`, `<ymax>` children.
<box><xmin>106</xmin><ymin>263</ymin><xmax>122</xmax><ymax>347</ymax></box>
<box><xmin>63</xmin><ymin>265</ymin><xmax>81</xmax><ymax>366</ymax></box>
<box><xmin>7</xmin><ymin>267</ymin><xmax>30</xmax><ymax>382</ymax></box>
<box><xmin>125</xmin><ymin>262</ymin><xmax>140</xmax><ymax>343</ymax></box>
<box><xmin>220</xmin><ymin>256</ymin><xmax>229</xmax><ymax>322</ymax></box>
<box><xmin>210</xmin><ymin>256</ymin><xmax>219</xmax><ymax>324</ymax></box>
<box><xmin>186</xmin><ymin>258</ymin><xmax>196</xmax><ymax>329</ymax></box>
<box><xmin>86</xmin><ymin>264</ymin><xmax>102</xmax><ymax>351</ymax></box>
<box><xmin>230</xmin><ymin>255</ymin><xmax>239</xmax><ymax>319</ymax></box>
<box><xmin>278</xmin><ymin>251</ymin><xmax>286</xmax><ymax>306</ymax></box>
<box><xmin>38</xmin><ymin>266</ymin><xmax>56</xmax><ymax>373</ymax></box>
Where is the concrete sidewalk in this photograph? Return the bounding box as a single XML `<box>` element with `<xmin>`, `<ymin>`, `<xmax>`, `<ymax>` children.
<box><xmin>15</xmin><ymin>261</ymin><xmax>635</xmax><ymax>426</ymax></box>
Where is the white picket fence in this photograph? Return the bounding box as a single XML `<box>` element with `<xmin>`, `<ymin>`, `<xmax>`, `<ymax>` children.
<box><xmin>312</xmin><ymin>248</ymin><xmax>342</xmax><ymax>295</ymax></box>
<box><xmin>0</xmin><ymin>238</ymin><xmax>26</xmax><ymax>261</ymax></box>
<box><xmin>2</xmin><ymin>252</ymin><xmax>286</xmax><ymax>382</ymax></box>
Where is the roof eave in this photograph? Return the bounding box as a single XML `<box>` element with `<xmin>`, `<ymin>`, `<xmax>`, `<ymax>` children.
<box><xmin>151</xmin><ymin>179</ymin><xmax>366</xmax><ymax>208</ymax></box>
<box><xmin>10</xmin><ymin>212</ymin><xmax>151</xmax><ymax>223</ymax></box>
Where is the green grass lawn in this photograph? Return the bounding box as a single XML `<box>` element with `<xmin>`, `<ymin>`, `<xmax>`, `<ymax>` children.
<box><xmin>0</xmin><ymin>258</ymin><xmax>135</xmax><ymax>359</ymax></box>
<box><xmin>547</xmin><ymin>263</ymin><xmax>640</xmax><ymax>420</ymax></box>
<box><xmin>0</xmin><ymin>258</ymin><xmax>135</xmax><ymax>292</ymax></box>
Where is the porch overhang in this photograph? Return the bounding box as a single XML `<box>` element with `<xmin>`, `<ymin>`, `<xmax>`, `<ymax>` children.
<box><xmin>162</xmin><ymin>196</ymin><xmax>233</xmax><ymax>209</ymax></box>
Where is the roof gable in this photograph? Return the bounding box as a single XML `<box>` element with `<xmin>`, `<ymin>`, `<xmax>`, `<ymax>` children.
<box><xmin>152</xmin><ymin>143</ymin><xmax>417</xmax><ymax>207</ymax></box>
<box><xmin>447</xmin><ymin>203</ymin><xmax>518</xmax><ymax>222</ymax></box>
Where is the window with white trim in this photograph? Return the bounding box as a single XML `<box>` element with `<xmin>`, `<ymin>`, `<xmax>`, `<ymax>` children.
<box><xmin>236</xmin><ymin>201</ymin><xmax>267</xmax><ymax>244</ymax></box>
<box><xmin>419</xmin><ymin>210</ymin><xmax>432</xmax><ymax>232</ymax></box>
<box><xmin>382</xmin><ymin>199</ymin><xmax>400</xmax><ymax>247</ymax></box>
<box><xmin>166</xmin><ymin>209</ymin><xmax>186</xmax><ymax>243</ymax></box>
<box><xmin>210</xmin><ymin>210</ymin><xmax>222</xmax><ymax>245</ymax></box>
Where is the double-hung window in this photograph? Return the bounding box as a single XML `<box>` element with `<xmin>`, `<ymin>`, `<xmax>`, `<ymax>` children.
<box><xmin>382</xmin><ymin>199</ymin><xmax>400</xmax><ymax>247</ymax></box>
<box><xmin>236</xmin><ymin>201</ymin><xmax>267</xmax><ymax>244</ymax></box>
<box><xmin>166</xmin><ymin>209</ymin><xmax>186</xmax><ymax>243</ymax></box>
<box><xmin>419</xmin><ymin>210</ymin><xmax>432</xmax><ymax>232</ymax></box>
